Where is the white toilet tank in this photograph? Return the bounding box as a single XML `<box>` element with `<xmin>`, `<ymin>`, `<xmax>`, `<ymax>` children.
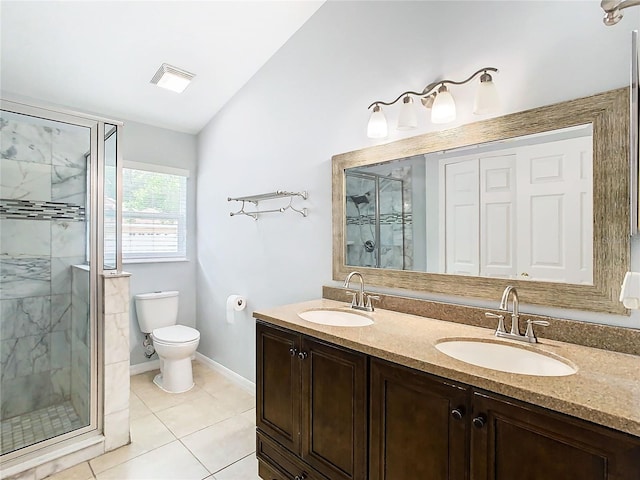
<box><xmin>134</xmin><ymin>291</ymin><xmax>179</xmax><ymax>333</ymax></box>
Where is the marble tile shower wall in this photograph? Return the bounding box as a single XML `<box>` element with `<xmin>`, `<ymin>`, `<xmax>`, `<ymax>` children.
<box><xmin>0</xmin><ymin>118</ymin><xmax>89</xmax><ymax>421</ymax></box>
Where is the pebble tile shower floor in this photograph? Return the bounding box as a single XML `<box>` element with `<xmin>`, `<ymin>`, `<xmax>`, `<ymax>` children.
<box><xmin>0</xmin><ymin>401</ymin><xmax>83</xmax><ymax>455</ymax></box>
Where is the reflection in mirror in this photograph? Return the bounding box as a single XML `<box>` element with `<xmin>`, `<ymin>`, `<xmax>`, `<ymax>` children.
<box><xmin>333</xmin><ymin>89</ymin><xmax>629</xmax><ymax>314</ymax></box>
<box><xmin>345</xmin><ymin>125</ymin><xmax>593</xmax><ymax>286</ymax></box>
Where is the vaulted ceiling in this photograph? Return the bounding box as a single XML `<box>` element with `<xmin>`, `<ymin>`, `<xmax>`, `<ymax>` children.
<box><xmin>1</xmin><ymin>1</ymin><xmax>324</xmax><ymax>133</ymax></box>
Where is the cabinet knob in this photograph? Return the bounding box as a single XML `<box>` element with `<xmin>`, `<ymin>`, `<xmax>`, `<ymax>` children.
<box><xmin>289</xmin><ymin>347</ymin><xmax>297</xmax><ymax>357</ymax></box>
<box><xmin>298</xmin><ymin>351</ymin><xmax>308</xmax><ymax>360</ymax></box>
<box><xmin>472</xmin><ymin>415</ymin><xmax>487</xmax><ymax>429</ymax></box>
<box><xmin>295</xmin><ymin>474</ymin><xmax>307</xmax><ymax>480</ymax></box>
<box><xmin>450</xmin><ymin>407</ymin><xmax>465</xmax><ymax>420</ymax></box>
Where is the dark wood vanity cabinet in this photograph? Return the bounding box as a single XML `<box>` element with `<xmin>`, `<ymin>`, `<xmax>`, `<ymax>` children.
<box><xmin>370</xmin><ymin>361</ymin><xmax>640</xmax><ymax>480</ymax></box>
<box><xmin>369</xmin><ymin>359</ymin><xmax>469</xmax><ymax>480</ymax></box>
<box><xmin>470</xmin><ymin>391</ymin><xmax>640</xmax><ymax>480</ymax></box>
<box><xmin>257</xmin><ymin>321</ymin><xmax>640</xmax><ymax>480</ymax></box>
<box><xmin>256</xmin><ymin>322</ymin><xmax>368</xmax><ymax>480</ymax></box>
<box><xmin>257</xmin><ymin>323</ymin><xmax>301</xmax><ymax>455</ymax></box>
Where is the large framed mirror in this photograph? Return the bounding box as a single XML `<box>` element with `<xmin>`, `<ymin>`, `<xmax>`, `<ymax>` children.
<box><xmin>332</xmin><ymin>88</ymin><xmax>629</xmax><ymax>314</ymax></box>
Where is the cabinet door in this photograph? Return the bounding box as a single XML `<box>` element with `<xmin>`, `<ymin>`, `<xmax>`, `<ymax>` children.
<box><xmin>257</xmin><ymin>322</ymin><xmax>301</xmax><ymax>455</ymax></box>
<box><xmin>470</xmin><ymin>391</ymin><xmax>640</xmax><ymax>480</ymax></box>
<box><xmin>300</xmin><ymin>336</ymin><xmax>368</xmax><ymax>480</ymax></box>
<box><xmin>369</xmin><ymin>359</ymin><xmax>469</xmax><ymax>480</ymax></box>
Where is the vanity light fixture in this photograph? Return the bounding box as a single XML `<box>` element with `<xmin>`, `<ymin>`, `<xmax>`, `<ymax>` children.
<box><xmin>150</xmin><ymin>63</ymin><xmax>195</xmax><ymax>93</ymax></box>
<box><xmin>367</xmin><ymin>104</ymin><xmax>388</xmax><ymax>138</ymax></box>
<box><xmin>366</xmin><ymin>67</ymin><xmax>500</xmax><ymax>138</ymax></box>
<box><xmin>601</xmin><ymin>0</ymin><xmax>640</xmax><ymax>25</ymax></box>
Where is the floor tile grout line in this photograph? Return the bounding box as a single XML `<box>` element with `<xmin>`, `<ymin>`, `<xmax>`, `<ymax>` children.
<box><xmin>174</xmin><ymin>408</ymin><xmax>255</xmax><ymax>475</ymax></box>
<box><xmin>90</xmin><ymin>411</ymin><xmax>177</xmax><ymax>477</ymax></box>
<box><xmin>87</xmin><ymin>458</ymin><xmax>97</xmax><ymax>478</ymax></box>
<box><xmin>210</xmin><ymin>451</ymin><xmax>257</xmax><ymax>476</ymax></box>
<box><xmin>178</xmin><ymin>436</ymin><xmax>214</xmax><ymax>477</ymax></box>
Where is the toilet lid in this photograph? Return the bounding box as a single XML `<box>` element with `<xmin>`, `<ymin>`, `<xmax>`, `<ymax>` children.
<box><xmin>152</xmin><ymin>325</ymin><xmax>199</xmax><ymax>344</ymax></box>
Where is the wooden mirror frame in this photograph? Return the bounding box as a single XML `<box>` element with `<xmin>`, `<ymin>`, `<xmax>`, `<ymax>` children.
<box><xmin>332</xmin><ymin>88</ymin><xmax>629</xmax><ymax>315</ymax></box>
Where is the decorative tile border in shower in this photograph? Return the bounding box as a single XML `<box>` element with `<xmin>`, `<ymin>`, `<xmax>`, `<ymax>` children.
<box><xmin>346</xmin><ymin>212</ymin><xmax>413</xmax><ymax>225</ymax></box>
<box><xmin>0</xmin><ymin>199</ymin><xmax>85</xmax><ymax>221</ymax></box>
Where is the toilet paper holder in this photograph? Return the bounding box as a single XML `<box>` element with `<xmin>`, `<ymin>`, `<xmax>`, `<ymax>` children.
<box><xmin>226</xmin><ymin>295</ymin><xmax>247</xmax><ymax>323</ymax></box>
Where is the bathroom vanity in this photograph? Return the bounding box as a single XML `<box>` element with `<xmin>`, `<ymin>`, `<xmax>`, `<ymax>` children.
<box><xmin>252</xmin><ymin>86</ymin><xmax>640</xmax><ymax>479</ymax></box>
<box><xmin>254</xmin><ymin>299</ymin><xmax>640</xmax><ymax>480</ymax></box>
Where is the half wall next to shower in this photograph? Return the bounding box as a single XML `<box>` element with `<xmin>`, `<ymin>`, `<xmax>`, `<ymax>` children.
<box><xmin>0</xmin><ymin>111</ymin><xmax>91</xmax><ymax>456</ymax></box>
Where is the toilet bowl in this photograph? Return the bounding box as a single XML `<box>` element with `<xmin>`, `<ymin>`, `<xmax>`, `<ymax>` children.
<box><xmin>134</xmin><ymin>291</ymin><xmax>200</xmax><ymax>394</ymax></box>
<box><xmin>151</xmin><ymin>325</ymin><xmax>200</xmax><ymax>393</ymax></box>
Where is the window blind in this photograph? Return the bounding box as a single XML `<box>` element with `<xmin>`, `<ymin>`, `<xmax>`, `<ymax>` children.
<box><xmin>122</xmin><ymin>167</ymin><xmax>187</xmax><ymax>260</ymax></box>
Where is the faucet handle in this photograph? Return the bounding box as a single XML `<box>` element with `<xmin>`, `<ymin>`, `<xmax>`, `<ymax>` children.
<box><xmin>485</xmin><ymin>312</ymin><xmax>506</xmax><ymax>334</ymax></box>
<box><xmin>364</xmin><ymin>293</ymin><xmax>380</xmax><ymax>311</ymax></box>
<box><xmin>345</xmin><ymin>290</ymin><xmax>358</xmax><ymax>307</ymax></box>
<box><xmin>524</xmin><ymin>319</ymin><xmax>550</xmax><ymax>341</ymax></box>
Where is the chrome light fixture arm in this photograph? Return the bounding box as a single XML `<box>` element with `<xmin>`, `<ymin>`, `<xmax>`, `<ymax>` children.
<box><xmin>601</xmin><ymin>0</ymin><xmax>640</xmax><ymax>25</ymax></box>
<box><xmin>367</xmin><ymin>67</ymin><xmax>498</xmax><ymax>110</ymax></box>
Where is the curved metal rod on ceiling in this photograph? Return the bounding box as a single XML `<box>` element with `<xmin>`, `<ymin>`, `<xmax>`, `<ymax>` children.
<box><xmin>601</xmin><ymin>0</ymin><xmax>640</xmax><ymax>25</ymax></box>
<box><xmin>367</xmin><ymin>67</ymin><xmax>498</xmax><ymax>110</ymax></box>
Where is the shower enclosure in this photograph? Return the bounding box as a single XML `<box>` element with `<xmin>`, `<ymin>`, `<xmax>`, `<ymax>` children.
<box><xmin>345</xmin><ymin>170</ymin><xmax>410</xmax><ymax>270</ymax></box>
<box><xmin>0</xmin><ymin>101</ymin><xmax>120</xmax><ymax>462</ymax></box>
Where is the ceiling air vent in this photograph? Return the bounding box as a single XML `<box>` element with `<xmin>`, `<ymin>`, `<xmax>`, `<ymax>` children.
<box><xmin>150</xmin><ymin>63</ymin><xmax>195</xmax><ymax>93</ymax></box>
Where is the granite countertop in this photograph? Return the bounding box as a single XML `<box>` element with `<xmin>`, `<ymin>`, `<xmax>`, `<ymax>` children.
<box><xmin>254</xmin><ymin>298</ymin><xmax>640</xmax><ymax>438</ymax></box>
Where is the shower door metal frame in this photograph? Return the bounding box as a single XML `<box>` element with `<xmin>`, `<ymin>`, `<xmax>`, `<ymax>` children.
<box><xmin>0</xmin><ymin>99</ymin><xmax>121</xmax><ymax>465</ymax></box>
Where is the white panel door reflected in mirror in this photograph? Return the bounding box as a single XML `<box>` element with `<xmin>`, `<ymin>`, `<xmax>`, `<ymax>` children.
<box><xmin>345</xmin><ymin>124</ymin><xmax>593</xmax><ymax>285</ymax></box>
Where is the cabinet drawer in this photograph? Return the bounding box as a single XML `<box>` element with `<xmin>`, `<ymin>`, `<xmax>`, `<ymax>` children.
<box><xmin>257</xmin><ymin>431</ymin><xmax>328</xmax><ymax>480</ymax></box>
<box><xmin>258</xmin><ymin>460</ymin><xmax>286</xmax><ymax>480</ymax></box>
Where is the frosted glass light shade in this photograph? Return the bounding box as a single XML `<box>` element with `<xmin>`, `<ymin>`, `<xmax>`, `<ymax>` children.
<box><xmin>367</xmin><ymin>106</ymin><xmax>388</xmax><ymax>138</ymax></box>
<box><xmin>431</xmin><ymin>89</ymin><xmax>456</xmax><ymax>124</ymax></box>
<box><xmin>474</xmin><ymin>78</ymin><xmax>500</xmax><ymax>115</ymax></box>
<box><xmin>397</xmin><ymin>96</ymin><xmax>418</xmax><ymax>130</ymax></box>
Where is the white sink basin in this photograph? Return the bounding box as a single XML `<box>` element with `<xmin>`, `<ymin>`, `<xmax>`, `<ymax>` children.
<box><xmin>435</xmin><ymin>339</ymin><xmax>577</xmax><ymax>377</ymax></box>
<box><xmin>298</xmin><ymin>309</ymin><xmax>374</xmax><ymax>327</ymax></box>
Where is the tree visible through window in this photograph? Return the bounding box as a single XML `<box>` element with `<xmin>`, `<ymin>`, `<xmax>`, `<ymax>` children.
<box><xmin>122</xmin><ymin>166</ymin><xmax>187</xmax><ymax>260</ymax></box>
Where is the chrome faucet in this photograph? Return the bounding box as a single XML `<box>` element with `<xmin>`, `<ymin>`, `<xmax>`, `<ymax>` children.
<box><xmin>500</xmin><ymin>285</ymin><xmax>520</xmax><ymax>336</ymax></box>
<box><xmin>343</xmin><ymin>271</ymin><xmax>379</xmax><ymax>312</ymax></box>
<box><xmin>485</xmin><ymin>286</ymin><xmax>549</xmax><ymax>343</ymax></box>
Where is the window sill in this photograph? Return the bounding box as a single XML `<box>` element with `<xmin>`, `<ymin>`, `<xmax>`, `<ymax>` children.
<box><xmin>123</xmin><ymin>257</ymin><xmax>189</xmax><ymax>265</ymax></box>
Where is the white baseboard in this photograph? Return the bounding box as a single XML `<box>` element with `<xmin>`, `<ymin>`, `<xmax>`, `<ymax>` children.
<box><xmin>129</xmin><ymin>359</ymin><xmax>160</xmax><ymax>376</ymax></box>
<box><xmin>194</xmin><ymin>352</ymin><xmax>256</xmax><ymax>395</ymax></box>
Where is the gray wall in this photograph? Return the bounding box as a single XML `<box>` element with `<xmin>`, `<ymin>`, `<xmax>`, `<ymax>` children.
<box><xmin>123</xmin><ymin>121</ymin><xmax>197</xmax><ymax>367</ymax></box>
<box><xmin>196</xmin><ymin>1</ymin><xmax>640</xmax><ymax>382</ymax></box>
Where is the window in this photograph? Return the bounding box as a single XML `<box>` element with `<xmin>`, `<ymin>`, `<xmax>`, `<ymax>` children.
<box><xmin>122</xmin><ymin>162</ymin><xmax>188</xmax><ymax>261</ymax></box>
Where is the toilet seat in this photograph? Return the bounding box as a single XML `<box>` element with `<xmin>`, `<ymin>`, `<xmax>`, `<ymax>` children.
<box><xmin>152</xmin><ymin>325</ymin><xmax>200</xmax><ymax>344</ymax></box>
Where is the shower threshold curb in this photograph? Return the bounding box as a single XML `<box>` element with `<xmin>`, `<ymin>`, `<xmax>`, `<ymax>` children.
<box><xmin>0</xmin><ymin>433</ymin><xmax>104</xmax><ymax>479</ymax></box>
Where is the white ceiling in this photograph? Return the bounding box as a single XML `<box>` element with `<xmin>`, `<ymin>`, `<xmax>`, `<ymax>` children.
<box><xmin>0</xmin><ymin>1</ymin><xmax>324</xmax><ymax>134</ymax></box>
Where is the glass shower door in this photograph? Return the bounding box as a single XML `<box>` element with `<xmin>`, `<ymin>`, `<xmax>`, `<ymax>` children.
<box><xmin>0</xmin><ymin>107</ymin><xmax>94</xmax><ymax>456</ymax></box>
<box><xmin>345</xmin><ymin>171</ymin><xmax>406</xmax><ymax>270</ymax></box>
<box><xmin>345</xmin><ymin>173</ymin><xmax>377</xmax><ymax>268</ymax></box>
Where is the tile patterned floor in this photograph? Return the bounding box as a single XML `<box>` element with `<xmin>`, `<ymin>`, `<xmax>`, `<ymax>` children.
<box><xmin>1</xmin><ymin>401</ymin><xmax>84</xmax><ymax>455</ymax></box>
<box><xmin>45</xmin><ymin>361</ymin><xmax>259</xmax><ymax>480</ymax></box>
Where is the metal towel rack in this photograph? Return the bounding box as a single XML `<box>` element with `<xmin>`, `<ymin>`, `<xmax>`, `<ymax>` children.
<box><xmin>227</xmin><ymin>190</ymin><xmax>308</xmax><ymax>219</ymax></box>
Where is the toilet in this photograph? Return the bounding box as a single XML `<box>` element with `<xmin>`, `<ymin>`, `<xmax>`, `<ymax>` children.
<box><xmin>134</xmin><ymin>291</ymin><xmax>200</xmax><ymax>393</ymax></box>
